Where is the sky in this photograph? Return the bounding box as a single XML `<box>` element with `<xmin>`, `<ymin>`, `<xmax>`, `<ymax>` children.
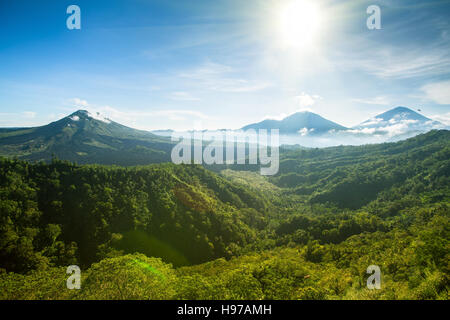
<box><xmin>1</xmin><ymin>0</ymin><xmax>450</xmax><ymax>131</ymax></box>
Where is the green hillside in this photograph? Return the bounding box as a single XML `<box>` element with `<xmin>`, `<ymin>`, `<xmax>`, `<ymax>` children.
<box><xmin>0</xmin><ymin>110</ymin><xmax>173</xmax><ymax>165</ymax></box>
<box><xmin>272</xmin><ymin>130</ymin><xmax>450</xmax><ymax>209</ymax></box>
<box><xmin>0</xmin><ymin>130</ymin><xmax>448</xmax><ymax>299</ymax></box>
<box><xmin>0</xmin><ymin>160</ymin><xmax>268</xmax><ymax>270</ymax></box>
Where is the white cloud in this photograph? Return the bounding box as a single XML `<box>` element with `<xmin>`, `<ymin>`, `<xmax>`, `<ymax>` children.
<box><xmin>0</xmin><ymin>111</ymin><xmax>38</xmax><ymax>127</ymax></box>
<box><xmin>70</xmin><ymin>98</ymin><xmax>89</xmax><ymax>108</ymax></box>
<box><xmin>152</xmin><ymin>109</ymin><xmax>211</xmax><ymax>121</ymax></box>
<box><xmin>23</xmin><ymin>111</ymin><xmax>36</xmax><ymax>119</ymax></box>
<box><xmin>85</xmin><ymin>111</ymin><xmax>111</xmax><ymax>124</ymax></box>
<box><xmin>349</xmin><ymin>117</ymin><xmax>445</xmax><ymax>137</ymax></box>
<box><xmin>347</xmin><ymin>122</ymin><xmax>413</xmax><ymax>137</ymax></box>
<box><xmin>170</xmin><ymin>91</ymin><xmax>201</xmax><ymax>101</ymax></box>
<box><xmin>219</xmin><ymin>80</ymin><xmax>271</xmax><ymax>93</ymax></box>
<box><xmin>360</xmin><ymin>117</ymin><xmax>384</xmax><ymax>126</ymax></box>
<box><xmin>261</xmin><ymin>113</ymin><xmax>289</xmax><ymax>121</ymax></box>
<box><xmin>422</xmin><ymin>81</ymin><xmax>450</xmax><ymax>104</ymax></box>
<box><xmin>351</xmin><ymin>96</ymin><xmax>390</xmax><ymax>105</ymax></box>
<box><xmin>181</xmin><ymin>62</ymin><xmax>233</xmax><ymax>78</ymax></box>
<box><xmin>340</xmin><ymin>43</ymin><xmax>450</xmax><ymax>80</ymax></box>
<box><xmin>180</xmin><ymin>62</ymin><xmax>271</xmax><ymax>93</ymax></box>
<box><xmin>80</xmin><ymin>104</ymin><xmax>211</xmax><ymax>130</ymax></box>
<box><xmin>298</xmin><ymin>127</ymin><xmax>315</xmax><ymax>136</ymax></box>
<box><xmin>372</xmin><ymin>53</ymin><xmax>450</xmax><ymax>79</ymax></box>
<box><xmin>346</xmin><ymin>127</ymin><xmax>378</xmax><ymax>135</ymax></box>
<box><xmin>295</xmin><ymin>92</ymin><xmax>322</xmax><ymax>109</ymax></box>
<box><xmin>261</xmin><ymin>93</ymin><xmax>321</xmax><ymax>121</ymax></box>
<box><xmin>296</xmin><ymin>93</ymin><xmax>315</xmax><ymax>108</ymax></box>
<box><xmin>430</xmin><ymin>112</ymin><xmax>450</xmax><ymax>126</ymax></box>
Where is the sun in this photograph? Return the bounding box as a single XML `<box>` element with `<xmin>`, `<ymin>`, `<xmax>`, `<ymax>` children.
<box><xmin>279</xmin><ymin>0</ymin><xmax>322</xmax><ymax>49</ymax></box>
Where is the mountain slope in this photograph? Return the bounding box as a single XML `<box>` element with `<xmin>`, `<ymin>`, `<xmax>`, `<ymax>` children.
<box><xmin>0</xmin><ymin>159</ymin><xmax>267</xmax><ymax>270</ymax></box>
<box><xmin>0</xmin><ymin>110</ymin><xmax>174</xmax><ymax>165</ymax></box>
<box><xmin>361</xmin><ymin>106</ymin><xmax>430</xmax><ymax>124</ymax></box>
<box><xmin>1</xmin><ymin>129</ymin><xmax>448</xmax><ymax>300</ymax></box>
<box><xmin>241</xmin><ymin>111</ymin><xmax>348</xmax><ymax>135</ymax></box>
<box><xmin>353</xmin><ymin>106</ymin><xmax>444</xmax><ymax>139</ymax></box>
<box><xmin>271</xmin><ymin>129</ymin><xmax>450</xmax><ymax>208</ymax></box>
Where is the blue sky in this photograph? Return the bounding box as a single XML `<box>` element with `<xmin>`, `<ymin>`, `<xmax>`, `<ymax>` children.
<box><xmin>1</xmin><ymin>0</ymin><xmax>449</xmax><ymax>130</ymax></box>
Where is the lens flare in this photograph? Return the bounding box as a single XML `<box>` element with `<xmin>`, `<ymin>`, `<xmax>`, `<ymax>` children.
<box><xmin>279</xmin><ymin>0</ymin><xmax>322</xmax><ymax>49</ymax></box>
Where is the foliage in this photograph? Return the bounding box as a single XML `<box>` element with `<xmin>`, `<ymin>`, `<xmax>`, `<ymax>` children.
<box><xmin>0</xmin><ymin>130</ymin><xmax>449</xmax><ymax>300</ymax></box>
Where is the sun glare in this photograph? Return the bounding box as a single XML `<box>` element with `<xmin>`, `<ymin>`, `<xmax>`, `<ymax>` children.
<box><xmin>279</xmin><ymin>0</ymin><xmax>322</xmax><ymax>49</ymax></box>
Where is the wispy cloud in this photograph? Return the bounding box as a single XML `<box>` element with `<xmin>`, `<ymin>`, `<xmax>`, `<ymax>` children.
<box><xmin>69</xmin><ymin>98</ymin><xmax>89</xmax><ymax>108</ymax></box>
<box><xmin>346</xmin><ymin>49</ymin><xmax>450</xmax><ymax>79</ymax></box>
<box><xmin>422</xmin><ymin>80</ymin><xmax>450</xmax><ymax>104</ymax></box>
<box><xmin>262</xmin><ymin>92</ymin><xmax>322</xmax><ymax>121</ymax></box>
<box><xmin>0</xmin><ymin>111</ymin><xmax>39</xmax><ymax>127</ymax></box>
<box><xmin>151</xmin><ymin>109</ymin><xmax>211</xmax><ymax>121</ymax></box>
<box><xmin>295</xmin><ymin>92</ymin><xmax>322</xmax><ymax>109</ymax></box>
<box><xmin>261</xmin><ymin>113</ymin><xmax>289</xmax><ymax>121</ymax></box>
<box><xmin>347</xmin><ymin>120</ymin><xmax>428</xmax><ymax>137</ymax></box>
<box><xmin>23</xmin><ymin>111</ymin><xmax>36</xmax><ymax>119</ymax></box>
<box><xmin>430</xmin><ymin>112</ymin><xmax>450</xmax><ymax>126</ymax></box>
<box><xmin>170</xmin><ymin>91</ymin><xmax>201</xmax><ymax>101</ymax></box>
<box><xmin>179</xmin><ymin>62</ymin><xmax>271</xmax><ymax>93</ymax></box>
<box><xmin>351</xmin><ymin>96</ymin><xmax>390</xmax><ymax>106</ymax></box>
<box><xmin>78</xmin><ymin>104</ymin><xmax>211</xmax><ymax>130</ymax></box>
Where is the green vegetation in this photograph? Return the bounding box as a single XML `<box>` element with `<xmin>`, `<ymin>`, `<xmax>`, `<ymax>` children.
<box><xmin>0</xmin><ymin>160</ymin><xmax>267</xmax><ymax>270</ymax></box>
<box><xmin>0</xmin><ymin>110</ymin><xmax>173</xmax><ymax>165</ymax></box>
<box><xmin>0</xmin><ymin>130</ymin><xmax>448</xmax><ymax>299</ymax></box>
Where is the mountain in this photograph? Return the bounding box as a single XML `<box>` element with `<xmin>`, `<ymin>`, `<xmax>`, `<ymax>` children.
<box><xmin>0</xmin><ymin>110</ymin><xmax>174</xmax><ymax>165</ymax></box>
<box><xmin>360</xmin><ymin>106</ymin><xmax>431</xmax><ymax>124</ymax></box>
<box><xmin>353</xmin><ymin>106</ymin><xmax>444</xmax><ymax>138</ymax></box>
<box><xmin>1</xmin><ymin>108</ymin><xmax>446</xmax><ymax>162</ymax></box>
<box><xmin>241</xmin><ymin>111</ymin><xmax>348</xmax><ymax>135</ymax></box>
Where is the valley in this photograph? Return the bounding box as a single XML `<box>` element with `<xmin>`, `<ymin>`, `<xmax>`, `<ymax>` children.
<box><xmin>0</xmin><ymin>130</ymin><xmax>448</xmax><ymax>299</ymax></box>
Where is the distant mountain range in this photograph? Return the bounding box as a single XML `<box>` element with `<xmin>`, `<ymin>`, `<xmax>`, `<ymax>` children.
<box><xmin>0</xmin><ymin>110</ymin><xmax>173</xmax><ymax>165</ymax></box>
<box><xmin>0</xmin><ymin>107</ymin><xmax>447</xmax><ymax>163</ymax></box>
<box><xmin>240</xmin><ymin>106</ymin><xmax>444</xmax><ymax>137</ymax></box>
<box><xmin>150</xmin><ymin>106</ymin><xmax>446</xmax><ymax>146</ymax></box>
<box><xmin>149</xmin><ymin>106</ymin><xmax>445</xmax><ymax>139</ymax></box>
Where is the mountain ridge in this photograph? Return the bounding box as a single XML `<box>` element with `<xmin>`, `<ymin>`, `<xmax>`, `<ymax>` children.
<box><xmin>149</xmin><ymin>106</ymin><xmax>444</xmax><ymax>142</ymax></box>
<box><xmin>0</xmin><ymin>107</ymin><xmax>447</xmax><ymax>162</ymax></box>
<box><xmin>0</xmin><ymin>109</ymin><xmax>174</xmax><ymax>165</ymax></box>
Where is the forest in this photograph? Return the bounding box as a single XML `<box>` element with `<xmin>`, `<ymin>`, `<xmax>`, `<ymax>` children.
<box><xmin>0</xmin><ymin>130</ymin><xmax>448</xmax><ymax>300</ymax></box>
